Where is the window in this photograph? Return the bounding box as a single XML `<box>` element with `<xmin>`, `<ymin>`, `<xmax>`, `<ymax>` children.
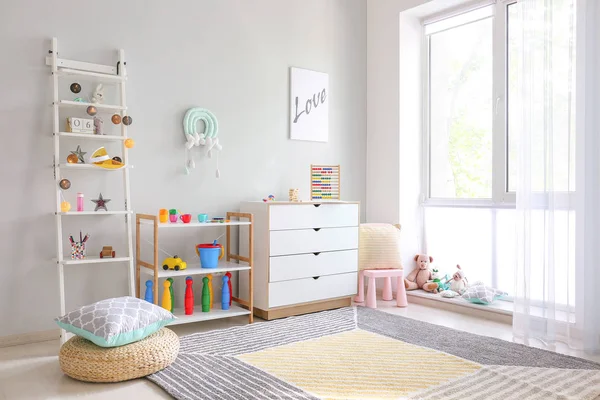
<box><xmin>422</xmin><ymin>2</ymin><xmax>574</xmax><ymax>297</ymax></box>
<box><xmin>425</xmin><ymin>3</ymin><xmax>508</xmax><ymax>204</ymax></box>
<box><xmin>428</xmin><ymin>10</ymin><xmax>493</xmax><ymax>199</ymax></box>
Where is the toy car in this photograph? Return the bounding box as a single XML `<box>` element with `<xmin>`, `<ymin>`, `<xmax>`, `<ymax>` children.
<box><xmin>162</xmin><ymin>256</ymin><xmax>187</xmax><ymax>271</ymax></box>
<box><xmin>99</xmin><ymin>246</ymin><xmax>116</xmax><ymax>258</ymax></box>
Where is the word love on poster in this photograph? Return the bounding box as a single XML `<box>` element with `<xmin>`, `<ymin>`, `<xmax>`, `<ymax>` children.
<box><xmin>289</xmin><ymin>67</ymin><xmax>329</xmax><ymax>142</ymax></box>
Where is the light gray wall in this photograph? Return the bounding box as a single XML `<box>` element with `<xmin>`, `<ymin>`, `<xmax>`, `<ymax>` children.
<box><xmin>0</xmin><ymin>0</ymin><xmax>366</xmax><ymax>337</ymax></box>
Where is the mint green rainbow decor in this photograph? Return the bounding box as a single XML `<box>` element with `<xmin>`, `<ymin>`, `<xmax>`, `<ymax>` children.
<box><xmin>183</xmin><ymin>108</ymin><xmax>222</xmax><ymax>176</ymax></box>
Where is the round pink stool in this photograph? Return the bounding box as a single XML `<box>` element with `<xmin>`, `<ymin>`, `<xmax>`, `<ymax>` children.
<box><xmin>354</xmin><ymin>269</ymin><xmax>408</xmax><ymax>308</ymax></box>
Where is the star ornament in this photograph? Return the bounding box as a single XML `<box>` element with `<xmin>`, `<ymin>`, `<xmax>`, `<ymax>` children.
<box><xmin>91</xmin><ymin>193</ymin><xmax>111</xmax><ymax>212</ymax></box>
<box><xmin>70</xmin><ymin>145</ymin><xmax>87</xmax><ymax>163</ymax></box>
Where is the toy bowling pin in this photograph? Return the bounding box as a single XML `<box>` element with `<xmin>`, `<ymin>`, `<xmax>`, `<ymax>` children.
<box><xmin>202</xmin><ymin>277</ymin><xmax>210</xmax><ymax>312</ymax></box>
<box><xmin>185</xmin><ymin>277</ymin><xmax>194</xmax><ymax>315</ymax></box>
<box><xmin>162</xmin><ymin>280</ymin><xmax>172</xmax><ymax>311</ymax></box>
<box><xmin>225</xmin><ymin>272</ymin><xmax>233</xmax><ymax>306</ymax></box>
<box><xmin>222</xmin><ymin>275</ymin><xmax>230</xmax><ymax>310</ymax></box>
<box><xmin>144</xmin><ymin>280</ymin><xmax>154</xmax><ymax>303</ymax></box>
<box><xmin>167</xmin><ymin>278</ymin><xmax>175</xmax><ymax>312</ymax></box>
<box><xmin>207</xmin><ymin>274</ymin><xmax>214</xmax><ymax>309</ymax></box>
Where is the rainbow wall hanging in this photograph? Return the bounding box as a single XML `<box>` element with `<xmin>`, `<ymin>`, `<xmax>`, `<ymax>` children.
<box><xmin>310</xmin><ymin>164</ymin><xmax>340</xmax><ymax>200</ymax></box>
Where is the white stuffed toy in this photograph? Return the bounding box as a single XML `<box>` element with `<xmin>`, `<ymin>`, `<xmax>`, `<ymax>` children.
<box><xmin>440</xmin><ymin>265</ymin><xmax>468</xmax><ymax>297</ymax></box>
<box><xmin>91</xmin><ymin>84</ymin><xmax>104</xmax><ymax>104</ymax></box>
<box><xmin>449</xmin><ymin>265</ymin><xmax>468</xmax><ymax>294</ymax></box>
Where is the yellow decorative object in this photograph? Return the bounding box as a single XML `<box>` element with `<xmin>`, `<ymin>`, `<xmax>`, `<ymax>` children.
<box><xmin>89</xmin><ymin>147</ymin><xmax>125</xmax><ymax>169</ymax></box>
<box><xmin>61</xmin><ymin>201</ymin><xmax>71</xmax><ymax>212</ymax></box>
<box><xmin>124</xmin><ymin>138</ymin><xmax>135</xmax><ymax>149</ymax></box>
<box><xmin>162</xmin><ymin>256</ymin><xmax>187</xmax><ymax>271</ymax></box>
<box><xmin>162</xmin><ymin>281</ymin><xmax>172</xmax><ymax>310</ymax></box>
<box><xmin>67</xmin><ymin>154</ymin><xmax>79</xmax><ymax>164</ymax></box>
<box><xmin>207</xmin><ymin>274</ymin><xmax>213</xmax><ymax>309</ymax></box>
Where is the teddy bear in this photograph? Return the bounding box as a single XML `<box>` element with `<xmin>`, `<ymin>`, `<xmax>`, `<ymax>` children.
<box><xmin>404</xmin><ymin>254</ymin><xmax>435</xmax><ymax>291</ymax></box>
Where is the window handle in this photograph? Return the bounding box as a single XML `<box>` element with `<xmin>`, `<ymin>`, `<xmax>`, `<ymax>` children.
<box><xmin>494</xmin><ymin>96</ymin><xmax>501</xmax><ymax>116</ymax></box>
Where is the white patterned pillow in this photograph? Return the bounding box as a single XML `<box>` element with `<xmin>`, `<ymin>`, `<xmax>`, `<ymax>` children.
<box><xmin>462</xmin><ymin>285</ymin><xmax>507</xmax><ymax>305</ymax></box>
<box><xmin>359</xmin><ymin>223</ymin><xmax>402</xmax><ymax>270</ymax></box>
<box><xmin>55</xmin><ymin>296</ymin><xmax>175</xmax><ymax>347</ymax></box>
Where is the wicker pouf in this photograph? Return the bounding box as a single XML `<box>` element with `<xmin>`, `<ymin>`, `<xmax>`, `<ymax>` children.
<box><xmin>59</xmin><ymin>328</ymin><xmax>179</xmax><ymax>383</ymax></box>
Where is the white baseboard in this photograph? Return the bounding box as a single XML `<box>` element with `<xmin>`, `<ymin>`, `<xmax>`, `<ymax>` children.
<box><xmin>0</xmin><ymin>329</ymin><xmax>59</xmax><ymax>348</ymax></box>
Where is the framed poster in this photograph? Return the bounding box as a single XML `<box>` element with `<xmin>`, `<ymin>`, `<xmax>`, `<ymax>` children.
<box><xmin>289</xmin><ymin>67</ymin><xmax>329</xmax><ymax>142</ymax></box>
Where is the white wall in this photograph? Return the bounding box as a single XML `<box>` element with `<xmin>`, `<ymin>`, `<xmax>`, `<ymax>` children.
<box><xmin>366</xmin><ymin>0</ymin><xmax>429</xmax><ymax>273</ymax></box>
<box><xmin>0</xmin><ymin>0</ymin><xmax>366</xmax><ymax>337</ymax></box>
<box><xmin>366</xmin><ymin>0</ymin><xmax>468</xmax><ymax>275</ymax></box>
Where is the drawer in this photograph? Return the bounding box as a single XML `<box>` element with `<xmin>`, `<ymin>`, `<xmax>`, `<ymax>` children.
<box><xmin>270</xmin><ymin>250</ymin><xmax>358</xmax><ymax>282</ymax></box>
<box><xmin>269</xmin><ymin>227</ymin><xmax>359</xmax><ymax>256</ymax></box>
<box><xmin>269</xmin><ymin>203</ymin><xmax>359</xmax><ymax>230</ymax></box>
<box><xmin>268</xmin><ymin>272</ymin><xmax>358</xmax><ymax>308</ymax></box>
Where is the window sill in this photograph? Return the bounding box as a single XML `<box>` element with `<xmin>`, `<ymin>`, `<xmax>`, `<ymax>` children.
<box><xmin>422</xmin><ymin>200</ymin><xmax>516</xmax><ymax>209</ymax></box>
<box><xmin>406</xmin><ymin>290</ymin><xmax>513</xmax><ymax>324</ymax></box>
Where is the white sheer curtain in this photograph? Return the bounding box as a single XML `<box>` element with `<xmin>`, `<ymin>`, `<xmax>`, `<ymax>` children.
<box><xmin>514</xmin><ymin>0</ymin><xmax>600</xmax><ymax>353</ymax></box>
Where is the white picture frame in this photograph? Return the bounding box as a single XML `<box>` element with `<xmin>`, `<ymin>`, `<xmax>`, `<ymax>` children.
<box><xmin>289</xmin><ymin>67</ymin><xmax>329</xmax><ymax>142</ymax></box>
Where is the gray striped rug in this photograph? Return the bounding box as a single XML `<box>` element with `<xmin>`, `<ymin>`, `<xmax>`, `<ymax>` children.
<box><xmin>147</xmin><ymin>307</ymin><xmax>600</xmax><ymax>400</ymax></box>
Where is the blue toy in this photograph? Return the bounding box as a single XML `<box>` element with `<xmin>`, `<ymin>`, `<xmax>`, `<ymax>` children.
<box><xmin>222</xmin><ymin>275</ymin><xmax>230</xmax><ymax>310</ymax></box>
<box><xmin>144</xmin><ymin>280</ymin><xmax>153</xmax><ymax>303</ymax></box>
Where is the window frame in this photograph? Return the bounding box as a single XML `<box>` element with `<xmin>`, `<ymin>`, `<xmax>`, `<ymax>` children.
<box><xmin>422</xmin><ymin>1</ymin><xmax>515</xmax><ymax>208</ymax></box>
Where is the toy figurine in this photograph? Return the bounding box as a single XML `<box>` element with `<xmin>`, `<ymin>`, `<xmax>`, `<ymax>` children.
<box><xmin>162</xmin><ymin>280</ymin><xmax>172</xmax><ymax>311</ymax></box>
<box><xmin>225</xmin><ymin>272</ymin><xmax>233</xmax><ymax>306</ymax></box>
<box><xmin>162</xmin><ymin>256</ymin><xmax>187</xmax><ymax>271</ymax></box>
<box><xmin>222</xmin><ymin>275</ymin><xmax>230</xmax><ymax>310</ymax></box>
<box><xmin>94</xmin><ymin>117</ymin><xmax>104</xmax><ymax>135</ymax></box>
<box><xmin>185</xmin><ymin>277</ymin><xmax>194</xmax><ymax>315</ymax></box>
<box><xmin>207</xmin><ymin>274</ymin><xmax>214</xmax><ymax>309</ymax></box>
<box><xmin>144</xmin><ymin>280</ymin><xmax>154</xmax><ymax>303</ymax></box>
<box><xmin>167</xmin><ymin>278</ymin><xmax>175</xmax><ymax>312</ymax></box>
<box><xmin>202</xmin><ymin>277</ymin><xmax>210</xmax><ymax>312</ymax></box>
<box><xmin>99</xmin><ymin>246</ymin><xmax>115</xmax><ymax>258</ymax></box>
<box><xmin>91</xmin><ymin>84</ymin><xmax>104</xmax><ymax>104</ymax></box>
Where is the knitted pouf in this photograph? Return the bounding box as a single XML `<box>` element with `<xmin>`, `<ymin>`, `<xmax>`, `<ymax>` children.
<box><xmin>59</xmin><ymin>328</ymin><xmax>179</xmax><ymax>383</ymax></box>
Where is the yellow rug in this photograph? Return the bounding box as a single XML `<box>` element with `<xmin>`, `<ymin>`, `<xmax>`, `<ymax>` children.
<box><xmin>238</xmin><ymin>329</ymin><xmax>481</xmax><ymax>399</ymax></box>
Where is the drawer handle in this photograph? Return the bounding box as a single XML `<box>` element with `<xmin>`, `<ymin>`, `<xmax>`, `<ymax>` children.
<box><xmin>313</xmin><ymin>252</ymin><xmax>321</xmax><ymax>256</ymax></box>
<box><xmin>313</xmin><ymin>204</ymin><xmax>321</xmax><ymax>208</ymax></box>
<box><xmin>313</xmin><ymin>228</ymin><xmax>321</xmax><ymax>232</ymax></box>
<box><xmin>313</xmin><ymin>276</ymin><xmax>320</xmax><ymax>280</ymax></box>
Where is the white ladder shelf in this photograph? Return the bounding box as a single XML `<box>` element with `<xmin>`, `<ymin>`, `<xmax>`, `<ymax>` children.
<box><xmin>48</xmin><ymin>38</ymin><xmax>135</xmax><ymax>344</ymax></box>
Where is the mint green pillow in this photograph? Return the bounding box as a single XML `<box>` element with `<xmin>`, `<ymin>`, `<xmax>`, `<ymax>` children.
<box><xmin>55</xmin><ymin>296</ymin><xmax>176</xmax><ymax>347</ymax></box>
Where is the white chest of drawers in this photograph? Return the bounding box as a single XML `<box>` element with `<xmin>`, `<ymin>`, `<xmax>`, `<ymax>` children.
<box><xmin>239</xmin><ymin>201</ymin><xmax>360</xmax><ymax>320</ymax></box>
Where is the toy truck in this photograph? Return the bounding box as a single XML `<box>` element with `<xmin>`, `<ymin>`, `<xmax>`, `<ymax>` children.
<box><xmin>99</xmin><ymin>246</ymin><xmax>116</xmax><ymax>258</ymax></box>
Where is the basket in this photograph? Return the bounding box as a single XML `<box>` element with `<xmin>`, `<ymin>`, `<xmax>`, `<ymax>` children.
<box><xmin>59</xmin><ymin>328</ymin><xmax>179</xmax><ymax>382</ymax></box>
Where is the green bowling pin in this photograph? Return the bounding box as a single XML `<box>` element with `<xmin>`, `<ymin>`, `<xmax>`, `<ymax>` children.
<box><xmin>202</xmin><ymin>277</ymin><xmax>210</xmax><ymax>312</ymax></box>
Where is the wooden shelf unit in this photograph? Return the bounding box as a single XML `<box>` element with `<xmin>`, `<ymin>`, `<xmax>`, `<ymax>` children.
<box><xmin>135</xmin><ymin>212</ymin><xmax>254</xmax><ymax>324</ymax></box>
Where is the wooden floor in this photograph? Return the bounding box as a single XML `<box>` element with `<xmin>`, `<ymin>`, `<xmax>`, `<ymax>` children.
<box><xmin>1</xmin><ymin>300</ymin><xmax>598</xmax><ymax>400</ymax></box>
